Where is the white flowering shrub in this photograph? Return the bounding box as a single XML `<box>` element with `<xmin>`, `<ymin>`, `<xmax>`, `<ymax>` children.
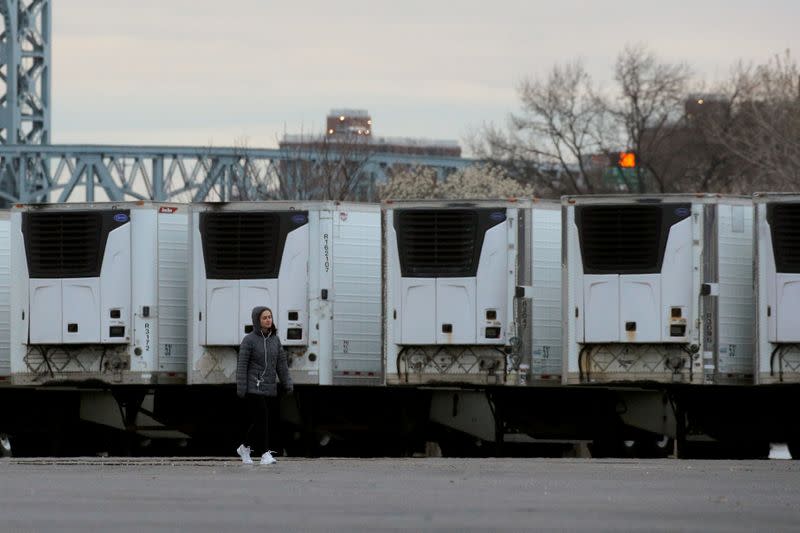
<box><xmin>380</xmin><ymin>165</ymin><xmax>534</xmax><ymax>200</ymax></box>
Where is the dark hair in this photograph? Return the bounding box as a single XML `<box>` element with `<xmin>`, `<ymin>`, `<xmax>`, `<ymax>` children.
<box><xmin>259</xmin><ymin>307</ymin><xmax>278</xmax><ymax>336</ymax></box>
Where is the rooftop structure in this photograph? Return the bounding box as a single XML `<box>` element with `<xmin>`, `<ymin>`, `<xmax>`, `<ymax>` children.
<box><xmin>281</xmin><ymin>109</ymin><xmax>462</xmax><ymax>158</ymax></box>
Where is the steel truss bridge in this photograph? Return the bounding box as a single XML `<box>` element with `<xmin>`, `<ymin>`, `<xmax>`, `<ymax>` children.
<box><xmin>0</xmin><ymin>145</ymin><xmax>469</xmax><ymax>203</ymax></box>
<box><xmin>0</xmin><ymin>2</ymin><xmax>469</xmax><ymax>204</ymax></box>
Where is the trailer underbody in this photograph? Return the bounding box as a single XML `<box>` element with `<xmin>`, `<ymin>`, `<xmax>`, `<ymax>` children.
<box><xmin>2</xmin><ymin>383</ymin><xmax>798</xmax><ymax>459</ymax></box>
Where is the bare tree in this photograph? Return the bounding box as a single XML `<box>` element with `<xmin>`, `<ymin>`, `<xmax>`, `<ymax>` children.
<box><xmin>472</xmin><ymin>45</ymin><xmax>800</xmax><ymax>196</ymax></box>
<box><xmin>596</xmin><ymin>89</ymin><xmax>731</xmax><ymax>195</ymax></box>
<box><xmin>610</xmin><ymin>44</ymin><xmax>692</xmax><ymax>192</ymax></box>
<box><xmin>227</xmin><ymin>136</ymin><xmax>278</xmax><ymax>201</ymax></box>
<box><xmin>223</xmin><ymin>131</ymin><xmax>380</xmax><ymax>201</ymax></box>
<box><xmin>273</xmin><ymin>131</ymin><xmax>378</xmax><ymax>201</ymax></box>
<box><xmin>471</xmin><ymin>60</ymin><xmax>610</xmax><ymax>196</ymax></box>
<box><xmin>471</xmin><ymin>48</ymin><xmax>694</xmax><ymax>196</ymax></box>
<box><xmin>708</xmin><ymin>50</ymin><xmax>800</xmax><ymax>191</ymax></box>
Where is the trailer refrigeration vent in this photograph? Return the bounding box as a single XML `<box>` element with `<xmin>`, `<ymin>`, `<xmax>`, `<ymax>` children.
<box><xmin>767</xmin><ymin>203</ymin><xmax>800</xmax><ymax>273</ymax></box>
<box><xmin>200</xmin><ymin>211</ymin><xmax>308</xmax><ymax>279</ymax></box>
<box><xmin>22</xmin><ymin>210</ymin><xmax>129</xmax><ymax>278</ymax></box>
<box><xmin>395</xmin><ymin>208</ymin><xmax>508</xmax><ymax>277</ymax></box>
<box><xmin>397</xmin><ymin>210</ymin><xmax>478</xmax><ymax>277</ymax></box>
<box><xmin>575</xmin><ymin>203</ymin><xmax>691</xmax><ymax>275</ymax></box>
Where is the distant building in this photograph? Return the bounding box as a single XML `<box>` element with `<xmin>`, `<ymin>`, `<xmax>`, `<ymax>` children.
<box><xmin>684</xmin><ymin>93</ymin><xmax>728</xmax><ymax>122</ymax></box>
<box><xmin>325</xmin><ymin>108</ymin><xmax>372</xmax><ymax>138</ymax></box>
<box><xmin>277</xmin><ymin>109</ymin><xmax>464</xmax><ymax>200</ymax></box>
<box><xmin>280</xmin><ymin>109</ymin><xmax>462</xmax><ymax>158</ymax></box>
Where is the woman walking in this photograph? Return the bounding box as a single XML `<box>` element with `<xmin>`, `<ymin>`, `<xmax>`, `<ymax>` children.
<box><xmin>236</xmin><ymin>306</ymin><xmax>293</xmax><ymax>465</ymax></box>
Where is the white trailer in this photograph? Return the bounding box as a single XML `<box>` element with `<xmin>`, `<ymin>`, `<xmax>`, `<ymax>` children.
<box><xmin>188</xmin><ymin>202</ymin><xmax>382</xmax><ymax>386</ymax></box>
<box><xmin>0</xmin><ymin>211</ymin><xmax>10</xmax><ymax>384</ymax></box>
<box><xmin>754</xmin><ymin>193</ymin><xmax>800</xmax><ymax>384</ymax></box>
<box><xmin>528</xmin><ymin>200</ymin><xmax>563</xmax><ymax>382</ymax></box>
<box><xmin>563</xmin><ymin>195</ymin><xmax>753</xmax><ymax>385</ymax></box>
<box><xmin>10</xmin><ymin>202</ymin><xmax>189</xmax><ymax>385</ymax></box>
<box><xmin>384</xmin><ymin>200</ymin><xmax>529</xmax><ymax>385</ymax></box>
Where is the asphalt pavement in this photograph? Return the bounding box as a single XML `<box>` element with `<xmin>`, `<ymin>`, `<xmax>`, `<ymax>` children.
<box><xmin>1</xmin><ymin>457</ymin><xmax>799</xmax><ymax>532</ymax></box>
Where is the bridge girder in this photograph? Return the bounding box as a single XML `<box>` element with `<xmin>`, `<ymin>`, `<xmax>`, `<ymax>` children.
<box><xmin>0</xmin><ymin>0</ymin><xmax>50</xmax><ymax>146</ymax></box>
<box><xmin>0</xmin><ymin>144</ymin><xmax>471</xmax><ymax>203</ymax></box>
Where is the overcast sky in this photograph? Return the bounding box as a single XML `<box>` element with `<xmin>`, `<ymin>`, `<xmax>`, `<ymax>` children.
<box><xmin>52</xmin><ymin>0</ymin><xmax>798</xmax><ymax>152</ymax></box>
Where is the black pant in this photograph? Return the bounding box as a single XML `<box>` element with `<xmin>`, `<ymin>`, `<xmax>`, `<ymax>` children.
<box><xmin>241</xmin><ymin>394</ymin><xmax>273</xmax><ymax>455</ymax></box>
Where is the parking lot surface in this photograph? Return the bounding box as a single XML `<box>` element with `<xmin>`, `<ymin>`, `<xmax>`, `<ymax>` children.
<box><xmin>2</xmin><ymin>457</ymin><xmax>799</xmax><ymax>532</ymax></box>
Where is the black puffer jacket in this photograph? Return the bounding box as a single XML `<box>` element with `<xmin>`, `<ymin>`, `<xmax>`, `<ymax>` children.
<box><xmin>236</xmin><ymin>306</ymin><xmax>293</xmax><ymax>398</ymax></box>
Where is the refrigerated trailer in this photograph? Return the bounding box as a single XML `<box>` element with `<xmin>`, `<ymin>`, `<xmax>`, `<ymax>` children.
<box><xmin>2</xmin><ymin>198</ymin><xmax>797</xmax><ymax>459</ymax></box>
<box><xmin>562</xmin><ymin>195</ymin><xmax>754</xmax><ymax>385</ymax></box>
<box><xmin>754</xmin><ymin>193</ymin><xmax>800</xmax><ymax>384</ymax></box>
<box><xmin>188</xmin><ymin>202</ymin><xmax>382</xmax><ymax>386</ymax></box>
<box><xmin>384</xmin><ymin>200</ymin><xmax>532</xmax><ymax>385</ymax></box>
<box><xmin>9</xmin><ymin>202</ymin><xmax>189</xmax><ymax>385</ymax></box>
<box><xmin>528</xmin><ymin>201</ymin><xmax>563</xmax><ymax>382</ymax></box>
<box><xmin>0</xmin><ymin>211</ymin><xmax>9</xmax><ymax>384</ymax></box>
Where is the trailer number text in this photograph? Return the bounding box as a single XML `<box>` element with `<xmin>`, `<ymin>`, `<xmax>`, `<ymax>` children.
<box><xmin>323</xmin><ymin>233</ymin><xmax>330</xmax><ymax>273</ymax></box>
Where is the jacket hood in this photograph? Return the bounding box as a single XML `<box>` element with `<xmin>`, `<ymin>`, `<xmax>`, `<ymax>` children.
<box><xmin>251</xmin><ymin>306</ymin><xmax>269</xmax><ymax>331</ymax></box>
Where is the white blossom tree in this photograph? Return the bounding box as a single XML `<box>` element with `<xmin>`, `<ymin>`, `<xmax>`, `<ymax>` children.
<box><xmin>380</xmin><ymin>165</ymin><xmax>534</xmax><ymax>200</ymax></box>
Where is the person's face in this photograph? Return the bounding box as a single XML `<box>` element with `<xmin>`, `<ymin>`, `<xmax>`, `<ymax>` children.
<box><xmin>260</xmin><ymin>310</ymin><xmax>273</xmax><ymax>330</ymax></box>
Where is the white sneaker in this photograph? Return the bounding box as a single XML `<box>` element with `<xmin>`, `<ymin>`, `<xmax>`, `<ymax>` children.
<box><xmin>260</xmin><ymin>450</ymin><xmax>277</xmax><ymax>465</ymax></box>
<box><xmin>0</xmin><ymin>434</ymin><xmax>10</xmax><ymax>458</ymax></box>
<box><xmin>236</xmin><ymin>444</ymin><xmax>253</xmax><ymax>465</ymax></box>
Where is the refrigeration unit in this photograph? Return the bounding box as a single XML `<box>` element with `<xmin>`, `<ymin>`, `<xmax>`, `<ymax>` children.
<box><xmin>188</xmin><ymin>202</ymin><xmax>382</xmax><ymax>386</ymax></box>
<box><xmin>384</xmin><ymin>200</ymin><xmax>526</xmax><ymax>385</ymax></box>
<box><xmin>563</xmin><ymin>195</ymin><xmax>753</xmax><ymax>385</ymax></box>
<box><xmin>754</xmin><ymin>193</ymin><xmax>800</xmax><ymax>384</ymax></box>
<box><xmin>10</xmin><ymin>202</ymin><xmax>189</xmax><ymax>385</ymax></box>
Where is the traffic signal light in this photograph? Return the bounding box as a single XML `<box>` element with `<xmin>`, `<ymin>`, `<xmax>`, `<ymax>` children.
<box><xmin>618</xmin><ymin>152</ymin><xmax>636</xmax><ymax>168</ymax></box>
